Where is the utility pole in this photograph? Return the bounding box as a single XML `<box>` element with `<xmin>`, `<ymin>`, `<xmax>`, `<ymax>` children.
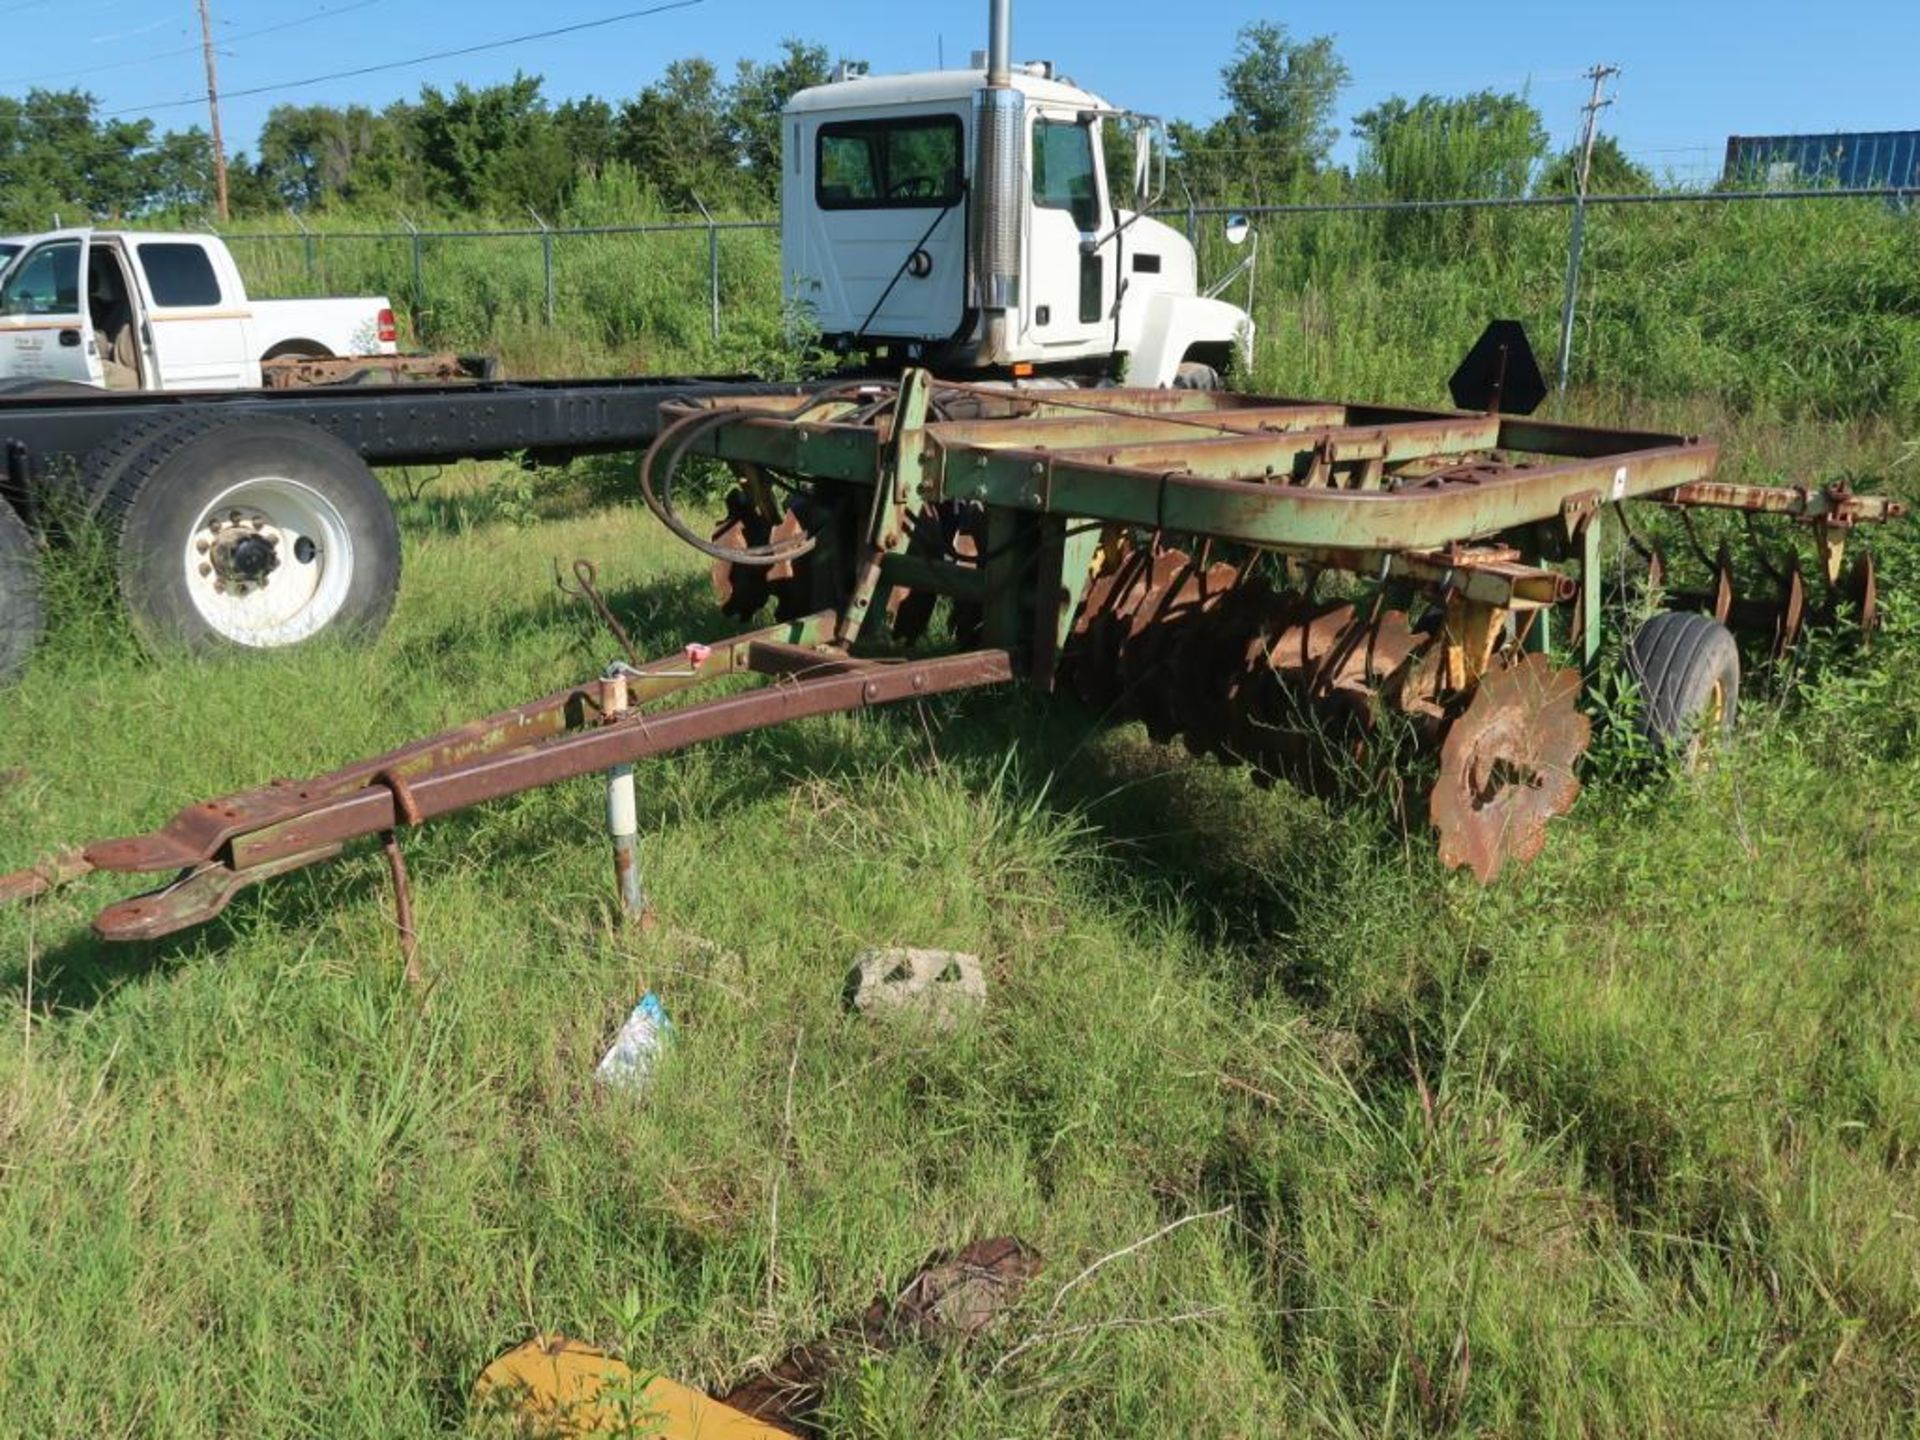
<box><xmin>196</xmin><ymin>0</ymin><xmax>230</xmax><ymax>223</ymax></box>
<box><xmin>1574</xmin><ymin>63</ymin><xmax>1620</xmax><ymax>195</ymax></box>
<box><xmin>1555</xmin><ymin>63</ymin><xmax>1620</xmax><ymax>392</ymax></box>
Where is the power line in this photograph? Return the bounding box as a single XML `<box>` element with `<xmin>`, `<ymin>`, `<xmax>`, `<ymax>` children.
<box><xmin>109</xmin><ymin>0</ymin><xmax>704</xmax><ymax>117</ymax></box>
<box><xmin>0</xmin><ymin>1</ymin><xmax>389</xmax><ymax>89</ymax></box>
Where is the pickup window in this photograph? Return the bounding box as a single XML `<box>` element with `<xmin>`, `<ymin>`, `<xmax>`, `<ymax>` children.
<box><xmin>0</xmin><ymin>242</ymin><xmax>21</xmax><ymax>268</ymax></box>
<box><xmin>1</xmin><ymin>240</ymin><xmax>80</xmax><ymax>316</ymax></box>
<box><xmin>137</xmin><ymin>242</ymin><xmax>223</xmax><ymax>307</ymax></box>
<box><xmin>817</xmin><ymin>116</ymin><xmax>964</xmax><ymax>210</ymax></box>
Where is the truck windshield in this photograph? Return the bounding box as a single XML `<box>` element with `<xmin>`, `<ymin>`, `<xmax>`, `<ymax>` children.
<box><xmin>1033</xmin><ymin>118</ymin><xmax>1100</xmax><ymax>231</ymax></box>
<box><xmin>1</xmin><ymin>240</ymin><xmax>80</xmax><ymax>316</ymax></box>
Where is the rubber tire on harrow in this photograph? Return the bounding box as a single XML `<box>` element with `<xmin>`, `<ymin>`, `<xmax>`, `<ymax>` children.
<box><xmin>1626</xmin><ymin>611</ymin><xmax>1740</xmax><ymax>761</ymax></box>
<box><xmin>104</xmin><ymin>415</ymin><xmax>402</xmax><ymax>655</ymax></box>
<box><xmin>0</xmin><ymin>495</ymin><xmax>44</xmax><ymax>685</ymax></box>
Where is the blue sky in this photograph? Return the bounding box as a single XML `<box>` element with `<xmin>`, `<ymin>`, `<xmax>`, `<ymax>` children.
<box><xmin>4</xmin><ymin>0</ymin><xmax>1915</xmax><ymax>183</ymax></box>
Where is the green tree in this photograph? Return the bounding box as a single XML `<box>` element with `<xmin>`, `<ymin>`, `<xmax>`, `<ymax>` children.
<box><xmin>1538</xmin><ymin>133</ymin><xmax>1653</xmax><ymax>196</ymax></box>
<box><xmin>413</xmin><ymin>74</ymin><xmax>572</xmax><ymax>215</ymax></box>
<box><xmin>617</xmin><ymin>57</ymin><xmax>739</xmax><ymax>208</ymax></box>
<box><xmin>1169</xmin><ymin>23</ymin><xmax>1350</xmax><ymax>204</ymax></box>
<box><xmin>255</xmin><ymin>102</ymin><xmax>422</xmax><ymax>211</ymax></box>
<box><xmin>554</xmin><ymin>97</ymin><xmax>620</xmax><ymax>178</ymax></box>
<box><xmin>727</xmin><ymin>38</ymin><xmax>835</xmax><ymax>198</ymax></box>
<box><xmin>0</xmin><ymin>89</ymin><xmax>196</xmax><ymax>226</ymax></box>
<box><xmin>1352</xmin><ymin>90</ymin><xmax>1549</xmax><ymax>200</ymax></box>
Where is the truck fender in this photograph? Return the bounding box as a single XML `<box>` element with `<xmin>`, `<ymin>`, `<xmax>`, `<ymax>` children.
<box><xmin>1120</xmin><ymin>294</ymin><xmax>1255</xmax><ymax>389</ymax></box>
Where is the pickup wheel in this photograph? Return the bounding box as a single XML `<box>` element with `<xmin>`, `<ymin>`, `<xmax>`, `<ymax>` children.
<box><xmin>105</xmin><ymin>416</ymin><xmax>401</xmax><ymax>654</ymax></box>
<box><xmin>0</xmin><ymin>495</ymin><xmax>44</xmax><ymax>685</ymax></box>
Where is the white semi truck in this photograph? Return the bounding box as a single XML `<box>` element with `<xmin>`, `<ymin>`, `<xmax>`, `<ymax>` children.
<box><xmin>783</xmin><ymin>16</ymin><xmax>1251</xmax><ymax>388</ymax></box>
<box><xmin>0</xmin><ymin>0</ymin><xmax>1256</xmax><ymax>677</ymax></box>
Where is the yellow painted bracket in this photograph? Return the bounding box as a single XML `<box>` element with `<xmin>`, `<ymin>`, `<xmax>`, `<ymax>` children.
<box><xmin>473</xmin><ymin>1335</ymin><xmax>792</xmax><ymax>1439</ymax></box>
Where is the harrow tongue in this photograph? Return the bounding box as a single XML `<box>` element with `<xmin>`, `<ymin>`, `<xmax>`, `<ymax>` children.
<box><xmin>2</xmin><ymin>620</ymin><xmax>1016</xmax><ymax>944</ymax></box>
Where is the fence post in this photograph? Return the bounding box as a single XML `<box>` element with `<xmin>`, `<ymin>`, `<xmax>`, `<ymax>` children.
<box><xmin>692</xmin><ymin>193</ymin><xmax>720</xmax><ymax>343</ymax></box>
<box><xmin>529</xmin><ymin>208</ymin><xmax>556</xmax><ymax>328</ymax></box>
<box><xmin>399</xmin><ymin>215</ymin><xmax>425</xmax><ymax>334</ymax></box>
<box><xmin>1555</xmin><ymin>197</ymin><xmax>1589</xmax><ymax>393</ymax></box>
<box><xmin>289</xmin><ymin>209</ymin><xmax>316</xmax><ymax>287</ymax></box>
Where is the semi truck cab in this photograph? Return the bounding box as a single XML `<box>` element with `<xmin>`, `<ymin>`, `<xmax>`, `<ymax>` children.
<box><xmin>781</xmin><ymin>55</ymin><xmax>1252</xmax><ymax>387</ymax></box>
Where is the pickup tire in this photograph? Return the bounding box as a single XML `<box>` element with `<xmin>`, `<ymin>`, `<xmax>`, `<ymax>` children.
<box><xmin>0</xmin><ymin>494</ymin><xmax>44</xmax><ymax>685</ymax></box>
<box><xmin>104</xmin><ymin>415</ymin><xmax>401</xmax><ymax>654</ymax></box>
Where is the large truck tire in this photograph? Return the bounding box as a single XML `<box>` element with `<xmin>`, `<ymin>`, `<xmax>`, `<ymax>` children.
<box><xmin>102</xmin><ymin>415</ymin><xmax>401</xmax><ymax>654</ymax></box>
<box><xmin>77</xmin><ymin>412</ymin><xmax>205</xmax><ymax>513</ymax></box>
<box><xmin>0</xmin><ymin>495</ymin><xmax>44</xmax><ymax>685</ymax></box>
<box><xmin>0</xmin><ymin>378</ymin><xmax>101</xmax><ymax>401</ymax></box>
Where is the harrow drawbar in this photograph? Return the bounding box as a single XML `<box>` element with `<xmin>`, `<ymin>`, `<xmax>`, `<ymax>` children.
<box><xmin>3</xmin><ymin>351</ymin><xmax>1906</xmax><ymax>950</ymax></box>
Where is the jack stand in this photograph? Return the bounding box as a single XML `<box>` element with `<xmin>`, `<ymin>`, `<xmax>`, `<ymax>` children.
<box><xmin>601</xmin><ymin>668</ymin><xmax>655</xmax><ymax>930</ymax></box>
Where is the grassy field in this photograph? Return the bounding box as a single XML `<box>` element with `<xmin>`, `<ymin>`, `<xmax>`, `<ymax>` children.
<box><xmin>3</xmin><ymin>202</ymin><xmax>1920</xmax><ymax>1435</ymax></box>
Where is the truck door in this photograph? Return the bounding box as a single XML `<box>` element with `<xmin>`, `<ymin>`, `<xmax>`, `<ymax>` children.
<box><xmin>1025</xmin><ymin>114</ymin><xmax>1115</xmax><ymax>354</ymax></box>
<box><xmin>795</xmin><ymin>112</ymin><xmax>968</xmax><ymax>345</ymax></box>
<box><xmin>0</xmin><ymin>234</ymin><xmax>99</xmax><ymax>386</ymax></box>
<box><xmin>131</xmin><ymin>238</ymin><xmax>252</xmax><ymax>390</ymax></box>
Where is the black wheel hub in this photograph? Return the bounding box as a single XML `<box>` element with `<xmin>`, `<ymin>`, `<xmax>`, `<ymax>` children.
<box><xmin>226</xmin><ymin>532</ymin><xmax>281</xmax><ymax>582</ymax></box>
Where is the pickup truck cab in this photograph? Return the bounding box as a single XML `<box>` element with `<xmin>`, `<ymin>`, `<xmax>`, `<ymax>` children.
<box><xmin>0</xmin><ymin>230</ymin><xmax>395</xmax><ymax>392</ymax></box>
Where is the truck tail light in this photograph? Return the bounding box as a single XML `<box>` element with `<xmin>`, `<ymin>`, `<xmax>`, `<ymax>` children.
<box><xmin>377</xmin><ymin>308</ymin><xmax>397</xmax><ymax>345</ymax></box>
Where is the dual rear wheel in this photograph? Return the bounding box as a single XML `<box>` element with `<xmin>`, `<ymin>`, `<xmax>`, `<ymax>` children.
<box><xmin>90</xmin><ymin>415</ymin><xmax>402</xmax><ymax>654</ymax></box>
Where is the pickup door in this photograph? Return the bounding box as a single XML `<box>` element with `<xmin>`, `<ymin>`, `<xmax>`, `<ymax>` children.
<box><xmin>0</xmin><ymin>232</ymin><xmax>98</xmax><ymax>386</ymax></box>
<box><xmin>131</xmin><ymin>238</ymin><xmax>255</xmax><ymax>390</ymax></box>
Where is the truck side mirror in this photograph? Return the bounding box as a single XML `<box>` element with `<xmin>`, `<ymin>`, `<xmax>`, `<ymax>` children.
<box><xmin>1224</xmin><ymin>214</ymin><xmax>1252</xmax><ymax>247</ymax></box>
<box><xmin>1132</xmin><ymin>129</ymin><xmax>1152</xmax><ymax>201</ymax></box>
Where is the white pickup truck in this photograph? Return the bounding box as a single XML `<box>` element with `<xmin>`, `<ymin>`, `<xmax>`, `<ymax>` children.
<box><xmin>0</xmin><ymin>230</ymin><xmax>397</xmax><ymax>392</ymax></box>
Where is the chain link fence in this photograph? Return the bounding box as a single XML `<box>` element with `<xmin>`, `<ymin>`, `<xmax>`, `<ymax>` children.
<box><xmin>214</xmin><ymin>185</ymin><xmax>1917</xmax><ymax>411</ymax></box>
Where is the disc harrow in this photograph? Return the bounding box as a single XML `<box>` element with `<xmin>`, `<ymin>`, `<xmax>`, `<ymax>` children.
<box><xmin>4</xmin><ymin>348</ymin><xmax>1908</xmax><ymax>960</ymax></box>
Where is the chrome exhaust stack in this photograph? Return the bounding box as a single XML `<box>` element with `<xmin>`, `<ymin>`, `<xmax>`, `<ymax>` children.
<box><xmin>970</xmin><ymin>0</ymin><xmax>1023</xmax><ymax>357</ymax></box>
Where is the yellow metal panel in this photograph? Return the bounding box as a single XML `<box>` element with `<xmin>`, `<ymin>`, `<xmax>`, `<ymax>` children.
<box><xmin>474</xmin><ymin>1335</ymin><xmax>792</xmax><ymax>1439</ymax></box>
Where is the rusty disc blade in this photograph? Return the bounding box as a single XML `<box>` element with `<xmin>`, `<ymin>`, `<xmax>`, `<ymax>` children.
<box><xmin>766</xmin><ymin>507</ymin><xmax>817</xmax><ymax>622</ymax></box>
<box><xmin>1847</xmin><ymin>549</ymin><xmax>1879</xmax><ymax>640</ymax></box>
<box><xmin>1772</xmin><ymin>561</ymin><xmax>1807</xmax><ymax>664</ymax></box>
<box><xmin>710</xmin><ymin>513</ymin><xmax>771</xmax><ymax>619</ymax></box>
<box><xmin>889</xmin><ymin>506</ymin><xmax>947</xmax><ymax>645</ymax></box>
<box><xmin>1430</xmin><ymin>653</ymin><xmax>1591</xmax><ymax>883</ymax></box>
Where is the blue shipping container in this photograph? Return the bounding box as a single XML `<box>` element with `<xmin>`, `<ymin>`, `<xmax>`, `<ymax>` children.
<box><xmin>1723</xmin><ymin>130</ymin><xmax>1920</xmax><ymax>190</ymax></box>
